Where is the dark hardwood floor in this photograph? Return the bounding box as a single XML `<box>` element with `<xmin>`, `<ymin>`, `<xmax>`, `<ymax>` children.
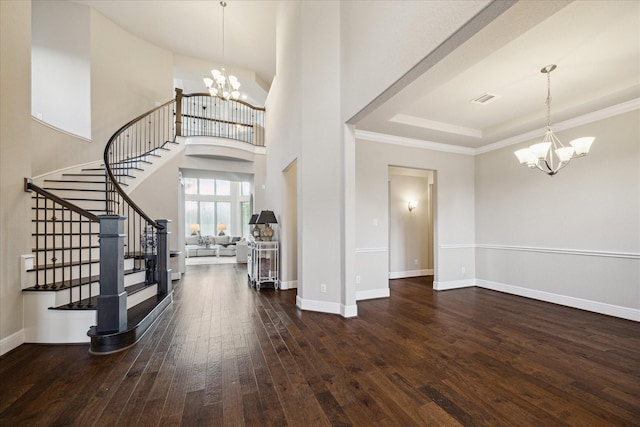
<box><xmin>1</xmin><ymin>264</ymin><xmax>639</xmax><ymax>426</ymax></box>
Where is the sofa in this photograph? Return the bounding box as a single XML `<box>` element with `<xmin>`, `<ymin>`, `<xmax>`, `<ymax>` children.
<box><xmin>185</xmin><ymin>235</ymin><xmax>246</xmax><ymax>258</ymax></box>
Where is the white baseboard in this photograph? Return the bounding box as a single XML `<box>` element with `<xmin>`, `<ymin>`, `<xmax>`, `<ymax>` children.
<box><xmin>433</xmin><ymin>279</ymin><xmax>476</xmax><ymax>291</ymax></box>
<box><xmin>296</xmin><ymin>295</ymin><xmax>342</xmax><ymax>315</ymax></box>
<box><xmin>477</xmin><ymin>279</ymin><xmax>640</xmax><ymax>322</ymax></box>
<box><xmin>341</xmin><ymin>304</ymin><xmax>358</xmax><ymax>318</ymax></box>
<box><xmin>280</xmin><ymin>280</ymin><xmax>297</xmax><ymax>290</ymax></box>
<box><xmin>389</xmin><ymin>269</ymin><xmax>433</xmax><ymax>279</ymax></box>
<box><xmin>0</xmin><ymin>329</ymin><xmax>25</xmax><ymax>356</ymax></box>
<box><xmin>356</xmin><ymin>288</ymin><xmax>390</xmax><ymax>301</ymax></box>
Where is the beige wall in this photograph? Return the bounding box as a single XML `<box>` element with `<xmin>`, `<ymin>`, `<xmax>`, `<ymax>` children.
<box><xmin>1</xmin><ymin>0</ymin><xmax>32</xmax><ymax>354</ymax></box>
<box><xmin>475</xmin><ymin>110</ymin><xmax>640</xmax><ymax>315</ymax></box>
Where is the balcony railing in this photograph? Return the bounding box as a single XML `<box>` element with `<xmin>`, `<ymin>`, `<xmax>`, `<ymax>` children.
<box><xmin>175</xmin><ymin>89</ymin><xmax>265</xmax><ymax>146</ymax></box>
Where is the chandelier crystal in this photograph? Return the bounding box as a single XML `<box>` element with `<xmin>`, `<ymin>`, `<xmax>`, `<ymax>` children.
<box><xmin>203</xmin><ymin>1</ymin><xmax>241</xmax><ymax>100</ymax></box>
<box><xmin>514</xmin><ymin>65</ymin><xmax>594</xmax><ymax>176</ymax></box>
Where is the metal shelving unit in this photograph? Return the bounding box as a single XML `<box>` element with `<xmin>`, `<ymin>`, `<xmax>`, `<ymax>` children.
<box><xmin>247</xmin><ymin>238</ymin><xmax>279</xmax><ymax>291</ymax></box>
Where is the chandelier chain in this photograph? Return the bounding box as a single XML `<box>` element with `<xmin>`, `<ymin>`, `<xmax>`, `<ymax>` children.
<box><xmin>546</xmin><ymin>69</ymin><xmax>552</xmax><ymax>129</ymax></box>
<box><xmin>221</xmin><ymin>1</ymin><xmax>226</xmax><ymax>59</ymax></box>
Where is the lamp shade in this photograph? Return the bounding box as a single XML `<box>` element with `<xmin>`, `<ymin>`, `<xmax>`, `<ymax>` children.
<box><xmin>248</xmin><ymin>214</ymin><xmax>259</xmax><ymax>225</ymax></box>
<box><xmin>570</xmin><ymin>137</ymin><xmax>595</xmax><ymax>155</ymax></box>
<box><xmin>217</xmin><ymin>224</ymin><xmax>227</xmax><ymax>231</ymax></box>
<box><xmin>256</xmin><ymin>210</ymin><xmax>277</xmax><ymax>224</ymax></box>
<box><xmin>189</xmin><ymin>224</ymin><xmax>200</xmax><ymax>235</ymax></box>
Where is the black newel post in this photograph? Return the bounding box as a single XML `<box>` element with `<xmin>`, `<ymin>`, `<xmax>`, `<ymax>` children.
<box><xmin>156</xmin><ymin>219</ymin><xmax>172</xmax><ymax>295</ymax></box>
<box><xmin>96</xmin><ymin>215</ymin><xmax>127</xmax><ymax>333</ymax></box>
<box><xmin>175</xmin><ymin>88</ymin><xmax>183</xmax><ymax>137</ymax></box>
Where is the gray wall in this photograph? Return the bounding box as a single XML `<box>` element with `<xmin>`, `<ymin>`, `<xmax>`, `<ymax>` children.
<box><xmin>475</xmin><ymin>110</ymin><xmax>640</xmax><ymax>316</ymax></box>
<box><xmin>356</xmin><ymin>138</ymin><xmax>476</xmax><ymax>299</ymax></box>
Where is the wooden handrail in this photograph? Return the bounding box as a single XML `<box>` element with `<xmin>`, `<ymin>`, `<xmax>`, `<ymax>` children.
<box><xmin>102</xmin><ymin>99</ymin><xmax>176</xmax><ymax>230</ymax></box>
<box><xmin>25</xmin><ymin>178</ymin><xmax>99</xmax><ymax>222</ymax></box>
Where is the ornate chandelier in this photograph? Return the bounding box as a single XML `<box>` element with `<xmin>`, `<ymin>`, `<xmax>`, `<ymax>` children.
<box><xmin>203</xmin><ymin>1</ymin><xmax>241</xmax><ymax>100</ymax></box>
<box><xmin>514</xmin><ymin>65</ymin><xmax>594</xmax><ymax>176</ymax></box>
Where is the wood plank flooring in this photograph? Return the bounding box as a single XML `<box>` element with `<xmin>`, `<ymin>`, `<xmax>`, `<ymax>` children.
<box><xmin>1</xmin><ymin>263</ymin><xmax>639</xmax><ymax>426</ymax></box>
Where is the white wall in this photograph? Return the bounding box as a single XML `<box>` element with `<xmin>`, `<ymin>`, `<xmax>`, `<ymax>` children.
<box><xmin>29</xmin><ymin>5</ymin><xmax>175</xmax><ymax>177</ymax></box>
<box><xmin>1</xmin><ymin>0</ymin><xmax>32</xmax><ymax>355</ymax></box>
<box><xmin>340</xmin><ymin>0</ymin><xmax>490</xmax><ymax>121</ymax></box>
<box><xmin>32</xmin><ymin>0</ymin><xmax>91</xmax><ymax>139</ymax></box>
<box><xmin>356</xmin><ymin>138</ymin><xmax>476</xmax><ymax>298</ymax></box>
<box><xmin>267</xmin><ymin>1</ymin><xmax>350</xmax><ymax>315</ymax></box>
<box><xmin>475</xmin><ymin>110</ymin><xmax>640</xmax><ymax>319</ymax></box>
<box><xmin>90</xmin><ymin>8</ymin><xmax>174</xmax><ymax>159</ymax></box>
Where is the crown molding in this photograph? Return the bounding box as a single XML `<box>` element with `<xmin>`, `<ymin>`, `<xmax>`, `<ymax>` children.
<box><xmin>354</xmin><ymin>130</ymin><xmax>476</xmax><ymax>156</ymax></box>
<box><xmin>477</xmin><ymin>98</ymin><xmax>640</xmax><ymax>154</ymax></box>
<box><xmin>355</xmin><ymin>99</ymin><xmax>640</xmax><ymax>156</ymax></box>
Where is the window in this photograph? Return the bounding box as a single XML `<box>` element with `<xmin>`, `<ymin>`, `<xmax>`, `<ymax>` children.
<box><xmin>216</xmin><ymin>180</ymin><xmax>230</xmax><ymax>196</ymax></box>
<box><xmin>184</xmin><ymin>177</ymin><xmax>252</xmax><ymax>237</ymax></box>
<box><xmin>241</xmin><ymin>181</ymin><xmax>251</xmax><ymax>196</ymax></box>
<box><xmin>241</xmin><ymin>201</ymin><xmax>251</xmax><ymax>237</ymax></box>
<box><xmin>184</xmin><ymin>178</ymin><xmax>198</xmax><ymax>195</ymax></box>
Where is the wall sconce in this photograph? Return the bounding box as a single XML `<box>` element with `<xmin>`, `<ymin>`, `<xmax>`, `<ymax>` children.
<box><xmin>408</xmin><ymin>201</ymin><xmax>418</xmax><ymax>212</ymax></box>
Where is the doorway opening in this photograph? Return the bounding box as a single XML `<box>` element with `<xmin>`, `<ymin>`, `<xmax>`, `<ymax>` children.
<box><xmin>388</xmin><ymin>166</ymin><xmax>435</xmax><ymax>286</ymax></box>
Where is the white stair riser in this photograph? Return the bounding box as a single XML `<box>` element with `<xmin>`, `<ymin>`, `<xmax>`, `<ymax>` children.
<box><xmin>43</xmin><ymin>181</ymin><xmax>105</xmax><ymax>190</ymax></box>
<box><xmin>28</xmin><ymin>271</ymin><xmax>149</xmax><ymax>308</ymax></box>
<box><xmin>28</xmin><ymin>258</ymin><xmax>136</xmax><ymax>287</ymax></box>
<box><xmin>23</xmin><ymin>283</ymin><xmax>158</xmax><ymax>344</ymax></box>
<box><xmin>127</xmin><ymin>284</ymin><xmax>157</xmax><ymax>309</ymax></box>
<box><xmin>23</xmin><ymin>292</ymin><xmax>95</xmax><ymax>343</ymax></box>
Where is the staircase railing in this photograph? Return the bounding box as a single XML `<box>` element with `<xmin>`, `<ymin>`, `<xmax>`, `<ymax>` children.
<box><xmin>175</xmin><ymin>89</ymin><xmax>265</xmax><ymax>145</ymax></box>
<box><xmin>24</xmin><ymin>178</ymin><xmax>99</xmax><ymax>308</ymax></box>
<box><xmin>103</xmin><ymin>99</ymin><xmax>176</xmax><ymax>290</ymax></box>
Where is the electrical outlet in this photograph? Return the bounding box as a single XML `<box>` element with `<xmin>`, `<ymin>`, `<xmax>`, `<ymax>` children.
<box><xmin>414</xmin><ymin>259</ymin><xmax>418</xmax><ymax>266</ymax></box>
<box><xmin>320</xmin><ymin>283</ymin><xmax>327</xmax><ymax>293</ymax></box>
<box><xmin>461</xmin><ymin>266</ymin><xmax>466</xmax><ymax>275</ymax></box>
<box><xmin>356</xmin><ymin>275</ymin><xmax>361</xmax><ymax>284</ymax></box>
<box><xmin>373</xmin><ymin>218</ymin><xmax>378</xmax><ymax>226</ymax></box>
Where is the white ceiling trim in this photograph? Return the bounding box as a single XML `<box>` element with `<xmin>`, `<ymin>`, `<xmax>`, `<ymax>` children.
<box><xmin>389</xmin><ymin>114</ymin><xmax>482</xmax><ymax>138</ymax></box>
<box><xmin>358</xmin><ymin>98</ymin><xmax>639</xmax><ymax>157</ymax></box>
<box><xmin>354</xmin><ymin>130</ymin><xmax>476</xmax><ymax>156</ymax></box>
<box><xmin>476</xmin><ymin>98</ymin><xmax>640</xmax><ymax>154</ymax></box>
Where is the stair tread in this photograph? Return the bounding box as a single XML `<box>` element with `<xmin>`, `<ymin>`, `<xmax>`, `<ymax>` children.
<box><xmin>88</xmin><ymin>292</ymin><xmax>172</xmax><ymax>354</ymax></box>
<box><xmin>42</xmin><ymin>188</ymin><xmax>107</xmax><ymax>192</ymax></box>
<box><xmin>44</xmin><ymin>180</ymin><xmax>105</xmax><ymax>184</ymax></box>
<box><xmin>49</xmin><ymin>282</ymin><xmax>157</xmax><ymax>310</ymax></box>
<box><xmin>23</xmin><ymin>268</ymin><xmax>146</xmax><ymax>291</ymax></box>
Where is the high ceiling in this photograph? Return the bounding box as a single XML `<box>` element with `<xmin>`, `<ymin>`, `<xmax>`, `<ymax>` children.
<box><xmin>75</xmin><ymin>0</ymin><xmax>639</xmax><ymax>150</ymax></box>
<box><xmin>76</xmin><ymin>0</ymin><xmax>277</xmax><ymax>104</ymax></box>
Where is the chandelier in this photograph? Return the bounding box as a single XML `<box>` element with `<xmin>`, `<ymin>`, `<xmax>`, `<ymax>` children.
<box><xmin>203</xmin><ymin>1</ymin><xmax>241</xmax><ymax>100</ymax></box>
<box><xmin>514</xmin><ymin>65</ymin><xmax>594</xmax><ymax>176</ymax></box>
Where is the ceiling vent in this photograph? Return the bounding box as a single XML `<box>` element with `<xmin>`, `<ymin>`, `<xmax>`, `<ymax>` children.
<box><xmin>470</xmin><ymin>92</ymin><xmax>501</xmax><ymax>105</ymax></box>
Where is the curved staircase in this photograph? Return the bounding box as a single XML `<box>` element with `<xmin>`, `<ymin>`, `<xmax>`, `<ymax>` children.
<box><xmin>23</xmin><ymin>90</ymin><xmax>265</xmax><ymax>353</ymax></box>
